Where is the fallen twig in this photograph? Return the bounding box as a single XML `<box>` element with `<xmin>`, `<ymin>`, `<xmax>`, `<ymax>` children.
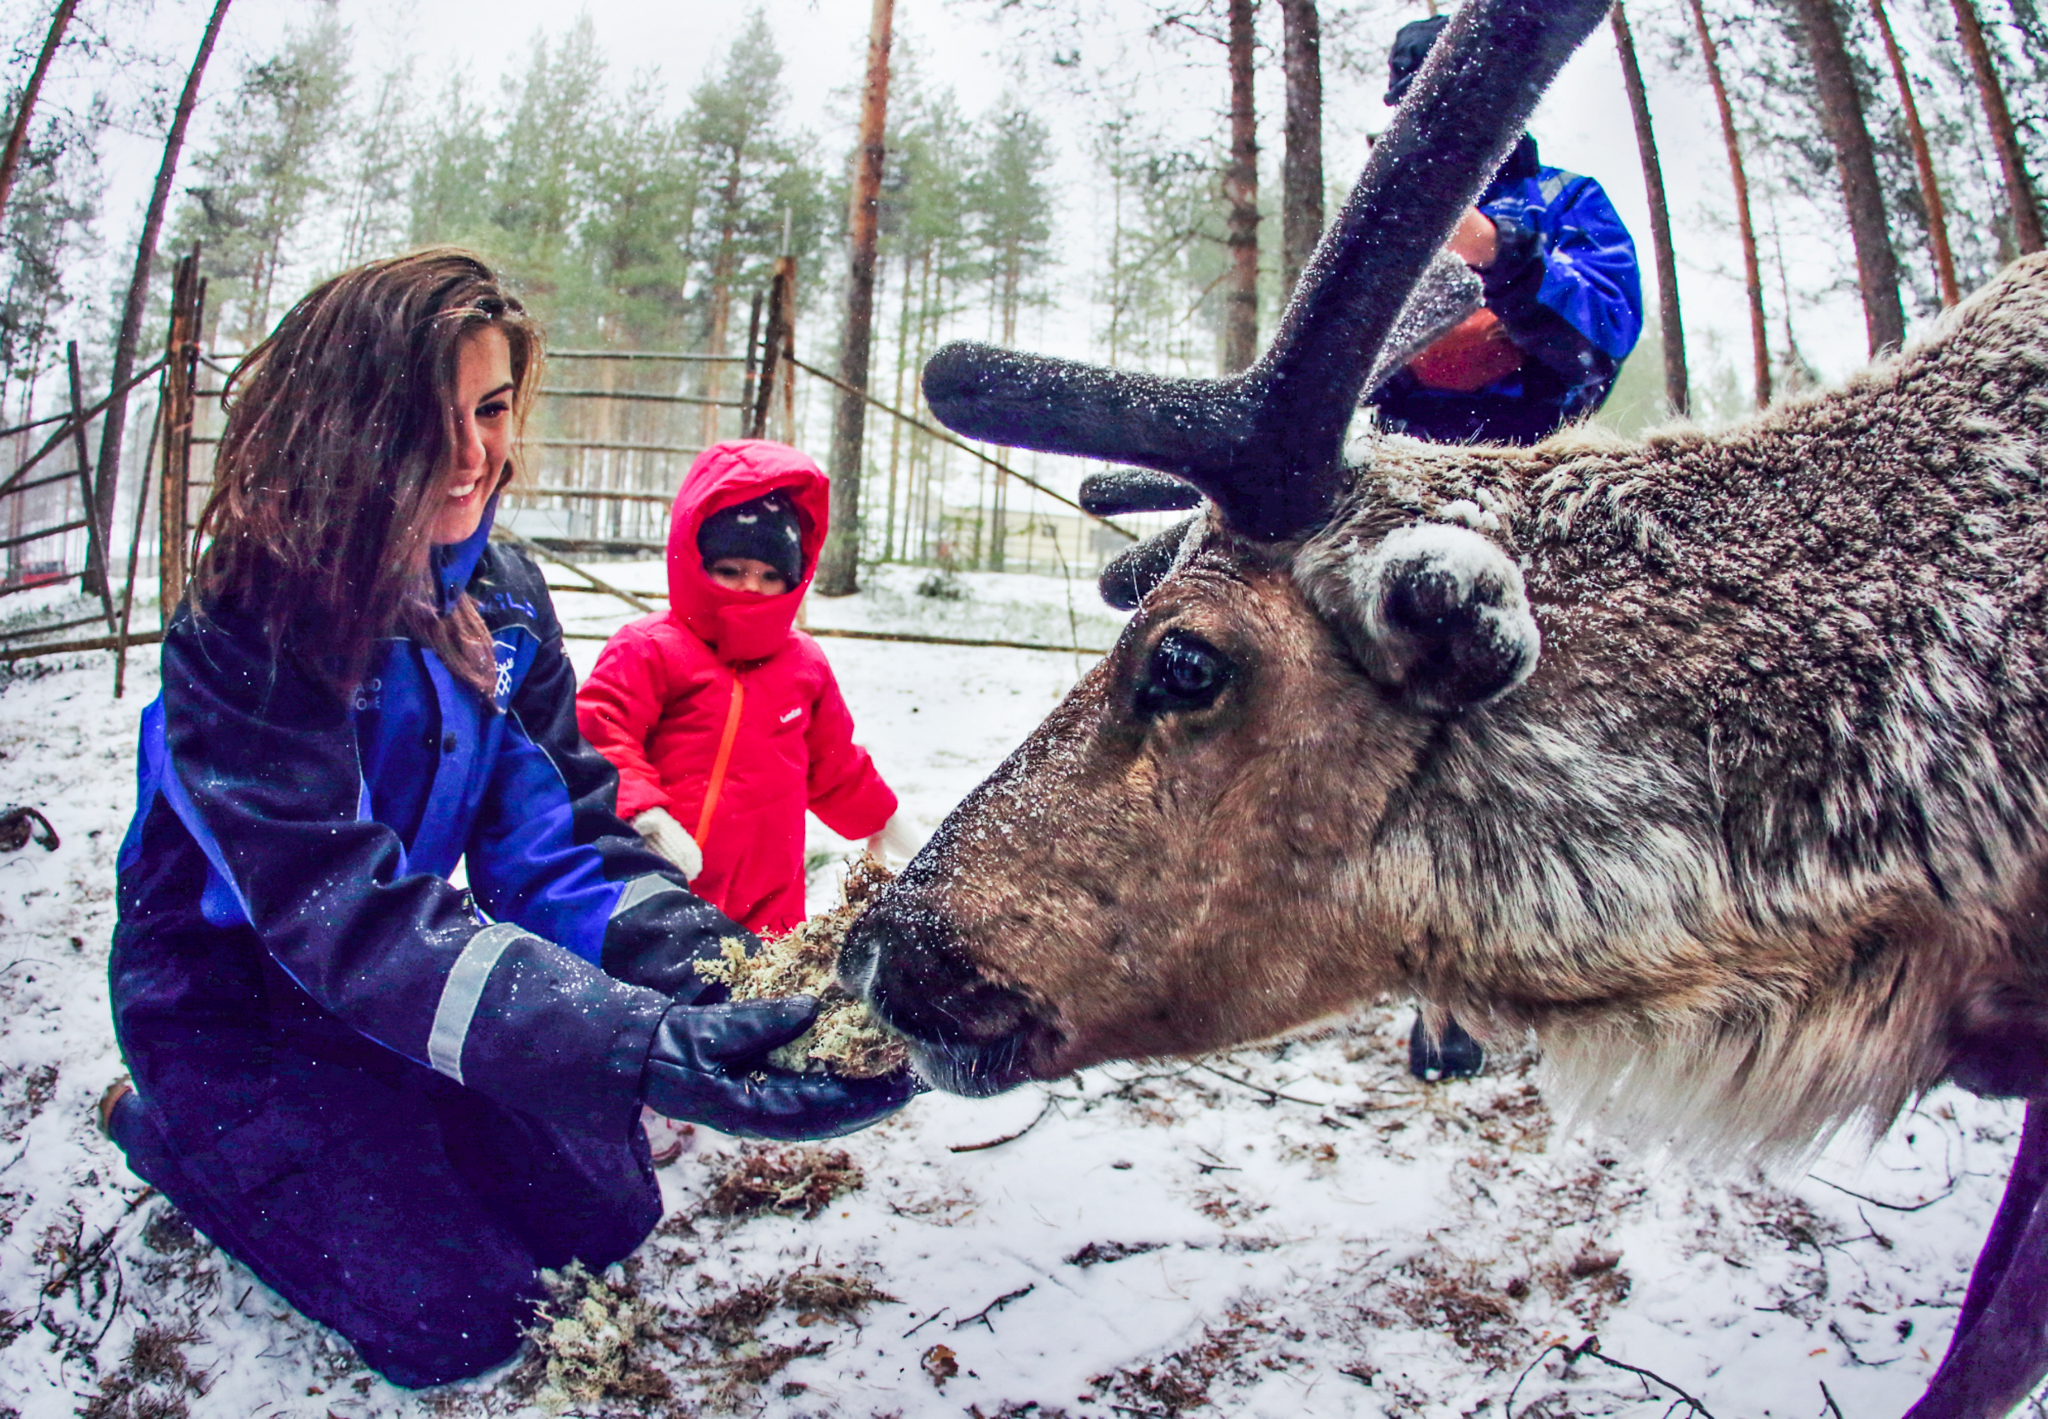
<box><xmin>953</xmin><ymin>1283</ymin><xmax>1034</xmax><ymax>1333</ymax></box>
<box><xmin>43</xmin><ymin>1215</ymin><xmax>120</xmax><ymax>1298</ymax></box>
<box><xmin>1808</xmin><ymin>1173</ymin><xmax>1955</xmax><ymax>1213</ymax></box>
<box><xmin>1196</xmin><ymin>1061</ymin><xmax>1330</xmax><ymax>1107</ymax></box>
<box><xmin>1505</xmin><ymin>1336</ymin><xmax>1717</xmax><ymax>1419</ymax></box>
<box><xmin>1827</xmin><ymin>1318</ymin><xmax>1897</xmax><ymax>1367</ymax></box>
<box><xmin>90</xmin><ymin>1258</ymin><xmax>123</xmax><ymax>1351</ymax></box>
<box><xmin>1820</xmin><ymin>1380</ymin><xmax>1846</xmax><ymax>1419</ymax></box>
<box><xmin>948</xmin><ymin>1095</ymin><xmax>1059</xmax><ymax>1153</ymax></box>
<box><xmin>901</xmin><ymin>1308</ymin><xmax>947</xmax><ymax>1338</ymax></box>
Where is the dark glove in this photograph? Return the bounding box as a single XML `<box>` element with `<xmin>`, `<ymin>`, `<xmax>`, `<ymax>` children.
<box><xmin>640</xmin><ymin>995</ymin><xmax>919</xmax><ymax>1140</ymax></box>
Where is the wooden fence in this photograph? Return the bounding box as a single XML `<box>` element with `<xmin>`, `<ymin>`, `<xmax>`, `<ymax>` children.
<box><xmin>0</xmin><ymin>248</ymin><xmax>1165</xmax><ymax>669</ymax></box>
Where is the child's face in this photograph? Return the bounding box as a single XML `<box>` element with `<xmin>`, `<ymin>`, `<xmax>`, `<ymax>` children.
<box><xmin>706</xmin><ymin>557</ymin><xmax>791</xmax><ymax>596</ymax></box>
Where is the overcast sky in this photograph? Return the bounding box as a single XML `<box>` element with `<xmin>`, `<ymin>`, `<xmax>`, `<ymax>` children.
<box><xmin>24</xmin><ymin>0</ymin><xmax>1900</xmax><ymax>393</ymax></box>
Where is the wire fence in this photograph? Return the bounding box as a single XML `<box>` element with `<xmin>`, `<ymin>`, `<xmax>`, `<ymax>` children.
<box><xmin>1</xmin><ymin>263</ymin><xmax>1180</xmax><ymax>669</ymax></box>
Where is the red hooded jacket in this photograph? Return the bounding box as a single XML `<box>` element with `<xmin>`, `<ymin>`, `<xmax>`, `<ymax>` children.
<box><xmin>575</xmin><ymin>441</ymin><xmax>896</xmax><ymax>936</ymax></box>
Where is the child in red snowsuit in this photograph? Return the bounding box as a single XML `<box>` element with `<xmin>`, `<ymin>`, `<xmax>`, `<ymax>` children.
<box><xmin>576</xmin><ymin>440</ymin><xmax>904</xmax><ymax>937</ymax></box>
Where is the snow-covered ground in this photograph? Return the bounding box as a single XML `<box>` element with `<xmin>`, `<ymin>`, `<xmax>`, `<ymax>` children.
<box><xmin>0</xmin><ymin>567</ymin><xmax>2032</xmax><ymax>1418</ymax></box>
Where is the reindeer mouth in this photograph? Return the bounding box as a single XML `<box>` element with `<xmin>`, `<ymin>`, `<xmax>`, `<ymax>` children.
<box><xmin>839</xmin><ymin>898</ymin><xmax>1065</xmax><ymax>1097</ymax></box>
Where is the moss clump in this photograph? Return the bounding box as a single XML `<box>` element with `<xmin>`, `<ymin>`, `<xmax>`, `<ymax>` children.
<box><xmin>694</xmin><ymin>856</ymin><xmax>910</xmax><ymax>1079</ymax></box>
<box><xmin>704</xmin><ymin>1144</ymin><xmax>865</xmax><ymax>1219</ymax></box>
<box><xmin>523</xmin><ymin>1261</ymin><xmax>672</xmax><ymax>1413</ymax></box>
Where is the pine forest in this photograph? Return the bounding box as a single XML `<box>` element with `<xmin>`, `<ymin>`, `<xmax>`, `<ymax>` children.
<box><xmin>1</xmin><ymin>0</ymin><xmax>2045</xmax><ymax>585</ymax></box>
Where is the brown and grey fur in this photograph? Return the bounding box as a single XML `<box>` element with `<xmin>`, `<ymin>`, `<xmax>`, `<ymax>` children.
<box><xmin>848</xmin><ymin>253</ymin><xmax>2048</xmax><ymax>1167</ymax></box>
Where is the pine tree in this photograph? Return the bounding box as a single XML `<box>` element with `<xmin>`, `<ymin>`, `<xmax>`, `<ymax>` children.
<box><xmin>406</xmin><ymin>73</ymin><xmax>495</xmax><ymax>253</ymax></box>
<box><xmin>1947</xmin><ymin>0</ymin><xmax>2042</xmax><ymax>253</ymax></box>
<box><xmin>1684</xmin><ymin>0</ymin><xmax>1772</xmax><ymax>405</ymax></box>
<box><xmin>874</xmin><ymin>74</ymin><xmax>974</xmax><ymax>563</ymax></box>
<box><xmin>168</xmin><ymin>11</ymin><xmax>350</xmax><ymax>347</ymax></box>
<box><xmin>0</xmin><ymin>97</ymin><xmax>98</xmax><ymax>410</ymax></box>
<box><xmin>1277</xmin><ymin>0</ymin><xmax>1321</xmax><ymax>305</ymax></box>
<box><xmin>964</xmin><ymin>100</ymin><xmax>1054</xmax><ymax>571</ymax></box>
<box><xmin>582</xmin><ymin>82</ymin><xmax>698</xmax><ymax>348</ymax></box>
<box><xmin>971</xmin><ymin>102</ymin><xmax>1055</xmax><ymax>348</ymax></box>
<box><xmin>337</xmin><ymin>56</ymin><xmax>419</xmax><ymax>269</ymax></box>
<box><xmin>1785</xmin><ymin>0</ymin><xmax>1907</xmax><ymax>352</ymax></box>
<box><xmin>681</xmin><ymin>12</ymin><xmax>826</xmax><ymax>430</ymax></box>
<box><xmin>487</xmin><ymin>18</ymin><xmax>607</xmax><ymax>328</ymax></box>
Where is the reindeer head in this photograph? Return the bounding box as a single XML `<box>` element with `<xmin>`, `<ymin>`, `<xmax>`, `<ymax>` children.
<box><xmin>837</xmin><ymin>0</ymin><xmax>1620</xmax><ymax>1097</ymax></box>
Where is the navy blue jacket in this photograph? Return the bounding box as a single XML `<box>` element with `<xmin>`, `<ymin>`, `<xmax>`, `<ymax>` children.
<box><xmin>1371</xmin><ymin>135</ymin><xmax>1643</xmax><ymax>445</ymax></box>
<box><xmin>111</xmin><ymin>506</ymin><xmax>743</xmax><ymax>1151</ymax></box>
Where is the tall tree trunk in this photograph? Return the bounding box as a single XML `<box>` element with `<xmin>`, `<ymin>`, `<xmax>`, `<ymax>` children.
<box><xmin>885</xmin><ymin>244</ymin><xmax>914</xmax><ymax>562</ymax></box>
<box><xmin>1277</xmin><ymin>0</ymin><xmax>1322</xmax><ymax>306</ymax></box>
<box><xmin>816</xmin><ymin>0</ymin><xmax>892</xmax><ymax>596</ymax></box>
<box><xmin>701</xmin><ymin>159</ymin><xmax>746</xmax><ymax>445</ymax></box>
<box><xmin>93</xmin><ymin>0</ymin><xmax>232</xmax><ymax>591</ymax></box>
<box><xmin>1221</xmin><ymin>0</ymin><xmax>1259</xmax><ymax>373</ymax></box>
<box><xmin>1787</xmin><ymin>0</ymin><xmax>1906</xmax><ymax>354</ymax></box>
<box><xmin>1687</xmin><ymin>0</ymin><xmax>1771</xmax><ymax>406</ymax></box>
<box><xmin>1869</xmin><ymin>0</ymin><xmax>1959</xmax><ymax>304</ymax></box>
<box><xmin>1611</xmin><ymin>2</ymin><xmax>1687</xmax><ymax>416</ymax></box>
<box><xmin>0</xmin><ymin>0</ymin><xmax>78</xmax><ymax>231</ymax></box>
<box><xmin>1948</xmin><ymin>0</ymin><xmax>2043</xmax><ymax>254</ymax></box>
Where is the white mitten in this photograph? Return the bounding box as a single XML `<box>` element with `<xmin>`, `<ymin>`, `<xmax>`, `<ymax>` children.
<box><xmin>865</xmin><ymin>813</ymin><xmax>923</xmax><ymax>867</ymax></box>
<box><xmin>632</xmin><ymin>806</ymin><xmax>702</xmax><ymax>882</ymax></box>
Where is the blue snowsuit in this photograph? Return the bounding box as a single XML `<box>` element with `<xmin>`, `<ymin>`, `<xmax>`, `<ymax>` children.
<box><xmin>1370</xmin><ymin>135</ymin><xmax>1643</xmax><ymax>445</ymax></box>
<box><xmin>107</xmin><ymin>505</ymin><xmax>743</xmax><ymax>1386</ymax></box>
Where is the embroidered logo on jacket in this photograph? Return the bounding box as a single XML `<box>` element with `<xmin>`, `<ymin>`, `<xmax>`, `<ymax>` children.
<box><xmin>780</xmin><ymin>707</ymin><xmax>802</xmax><ymax>724</ymax></box>
<box><xmin>493</xmin><ymin>640</ymin><xmax>518</xmax><ymax>707</ymax></box>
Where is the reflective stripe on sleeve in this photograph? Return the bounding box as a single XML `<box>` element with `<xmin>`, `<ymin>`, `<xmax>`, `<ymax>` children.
<box><xmin>611</xmin><ymin>873</ymin><xmax>690</xmax><ymax>920</ymax></box>
<box><xmin>427</xmin><ymin>922</ymin><xmax>529</xmax><ymax>1084</ymax></box>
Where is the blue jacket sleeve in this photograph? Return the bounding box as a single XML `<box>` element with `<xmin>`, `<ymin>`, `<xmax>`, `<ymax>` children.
<box><xmin>156</xmin><ymin>603</ymin><xmax>669</xmax><ymax>1134</ymax></box>
<box><xmin>1480</xmin><ymin>173</ymin><xmax>1643</xmax><ymax>383</ymax></box>
<box><xmin>462</xmin><ymin>568</ymin><xmax>749</xmax><ymax>1001</ymax></box>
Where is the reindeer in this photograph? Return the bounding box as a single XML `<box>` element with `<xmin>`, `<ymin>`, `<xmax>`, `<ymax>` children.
<box><xmin>836</xmin><ymin>0</ymin><xmax>2048</xmax><ymax>1412</ymax></box>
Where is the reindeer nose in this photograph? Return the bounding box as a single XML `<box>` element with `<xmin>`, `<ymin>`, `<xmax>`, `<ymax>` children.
<box><xmin>846</xmin><ymin>899</ymin><xmax>1039</xmax><ymax>1050</ymax></box>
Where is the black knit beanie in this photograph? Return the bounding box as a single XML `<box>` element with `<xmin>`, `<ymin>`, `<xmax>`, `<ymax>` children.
<box><xmin>698</xmin><ymin>490</ymin><xmax>805</xmax><ymax>586</ymax></box>
<box><xmin>1385</xmin><ymin>15</ymin><xmax>1449</xmax><ymax>105</ymax></box>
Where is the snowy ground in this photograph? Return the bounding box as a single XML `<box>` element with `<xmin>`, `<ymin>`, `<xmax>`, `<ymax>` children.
<box><xmin>0</xmin><ymin>566</ymin><xmax>2034</xmax><ymax>1418</ymax></box>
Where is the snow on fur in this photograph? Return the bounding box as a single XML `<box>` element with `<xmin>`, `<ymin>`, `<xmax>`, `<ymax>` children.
<box><xmin>0</xmin><ymin>567</ymin><xmax>2029</xmax><ymax>1416</ymax></box>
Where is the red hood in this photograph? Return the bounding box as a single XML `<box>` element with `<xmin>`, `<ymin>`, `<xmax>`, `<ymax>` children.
<box><xmin>666</xmin><ymin>440</ymin><xmax>829</xmax><ymax>663</ymax></box>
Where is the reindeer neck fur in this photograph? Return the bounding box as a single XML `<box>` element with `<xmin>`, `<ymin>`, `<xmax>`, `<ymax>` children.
<box><xmin>1296</xmin><ymin>253</ymin><xmax>2048</xmax><ymax>1163</ymax></box>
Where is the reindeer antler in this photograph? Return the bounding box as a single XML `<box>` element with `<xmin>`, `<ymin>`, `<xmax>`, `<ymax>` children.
<box><xmin>922</xmin><ymin>0</ymin><xmax>1612</xmax><ymax>540</ymax></box>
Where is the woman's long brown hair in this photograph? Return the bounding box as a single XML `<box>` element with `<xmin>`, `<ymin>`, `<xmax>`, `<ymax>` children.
<box><xmin>189</xmin><ymin>249</ymin><xmax>541</xmax><ymax>698</ymax></box>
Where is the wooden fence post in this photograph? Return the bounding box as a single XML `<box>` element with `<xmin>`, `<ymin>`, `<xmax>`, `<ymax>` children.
<box><xmin>774</xmin><ymin>259</ymin><xmax>796</xmax><ymax>444</ymax></box>
<box><xmin>741</xmin><ymin>289</ymin><xmax>763</xmax><ymax>432</ymax></box>
<box><xmin>750</xmin><ymin>257</ymin><xmax>798</xmax><ymax>443</ymax></box>
<box><xmin>159</xmin><ymin>252</ymin><xmax>202</xmax><ymax>626</ymax></box>
<box><xmin>65</xmin><ymin>341</ymin><xmax>114</xmax><ymax>627</ymax></box>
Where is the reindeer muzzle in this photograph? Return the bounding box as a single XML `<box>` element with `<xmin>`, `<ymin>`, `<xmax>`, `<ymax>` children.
<box><xmin>840</xmin><ymin>895</ymin><xmax>1063</xmax><ymax>1098</ymax></box>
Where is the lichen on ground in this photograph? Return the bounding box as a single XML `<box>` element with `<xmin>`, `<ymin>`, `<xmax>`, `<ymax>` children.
<box><xmin>521</xmin><ymin>1261</ymin><xmax>674</xmax><ymax>1414</ymax></box>
<box><xmin>693</xmin><ymin>855</ymin><xmax>910</xmax><ymax>1078</ymax></box>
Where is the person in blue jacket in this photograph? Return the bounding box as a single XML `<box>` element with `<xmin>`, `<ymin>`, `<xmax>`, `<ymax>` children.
<box><xmin>101</xmin><ymin>249</ymin><xmax>915</xmax><ymax>1388</ymax></box>
<box><xmin>1366</xmin><ymin>14</ymin><xmax>1644</xmax><ymax>447</ymax></box>
<box><xmin>1372</xmin><ymin>17</ymin><xmax>1644</xmax><ymax>1081</ymax></box>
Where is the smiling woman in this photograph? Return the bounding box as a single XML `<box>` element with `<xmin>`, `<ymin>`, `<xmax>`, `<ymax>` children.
<box><xmin>430</xmin><ymin>326</ymin><xmax>517</xmax><ymax>547</ymax></box>
<box><xmin>102</xmin><ymin>248</ymin><xmax>915</xmax><ymax>1390</ymax></box>
<box><xmin>188</xmin><ymin>249</ymin><xmax>544</xmax><ymax>698</ymax></box>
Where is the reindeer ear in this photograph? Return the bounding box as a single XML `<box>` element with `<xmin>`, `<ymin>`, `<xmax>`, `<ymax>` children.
<box><xmin>1303</xmin><ymin>523</ymin><xmax>1540</xmax><ymax>712</ymax></box>
<box><xmin>1100</xmin><ymin>517</ymin><xmax>1197</xmax><ymax>611</ymax></box>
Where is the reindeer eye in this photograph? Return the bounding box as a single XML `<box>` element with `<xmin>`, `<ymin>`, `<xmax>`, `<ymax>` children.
<box><xmin>1136</xmin><ymin>631</ymin><xmax>1232</xmax><ymax>717</ymax></box>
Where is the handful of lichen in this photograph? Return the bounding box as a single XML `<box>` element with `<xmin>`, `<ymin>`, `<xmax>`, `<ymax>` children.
<box><xmin>694</xmin><ymin>855</ymin><xmax>911</xmax><ymax>1079</ymax></box>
